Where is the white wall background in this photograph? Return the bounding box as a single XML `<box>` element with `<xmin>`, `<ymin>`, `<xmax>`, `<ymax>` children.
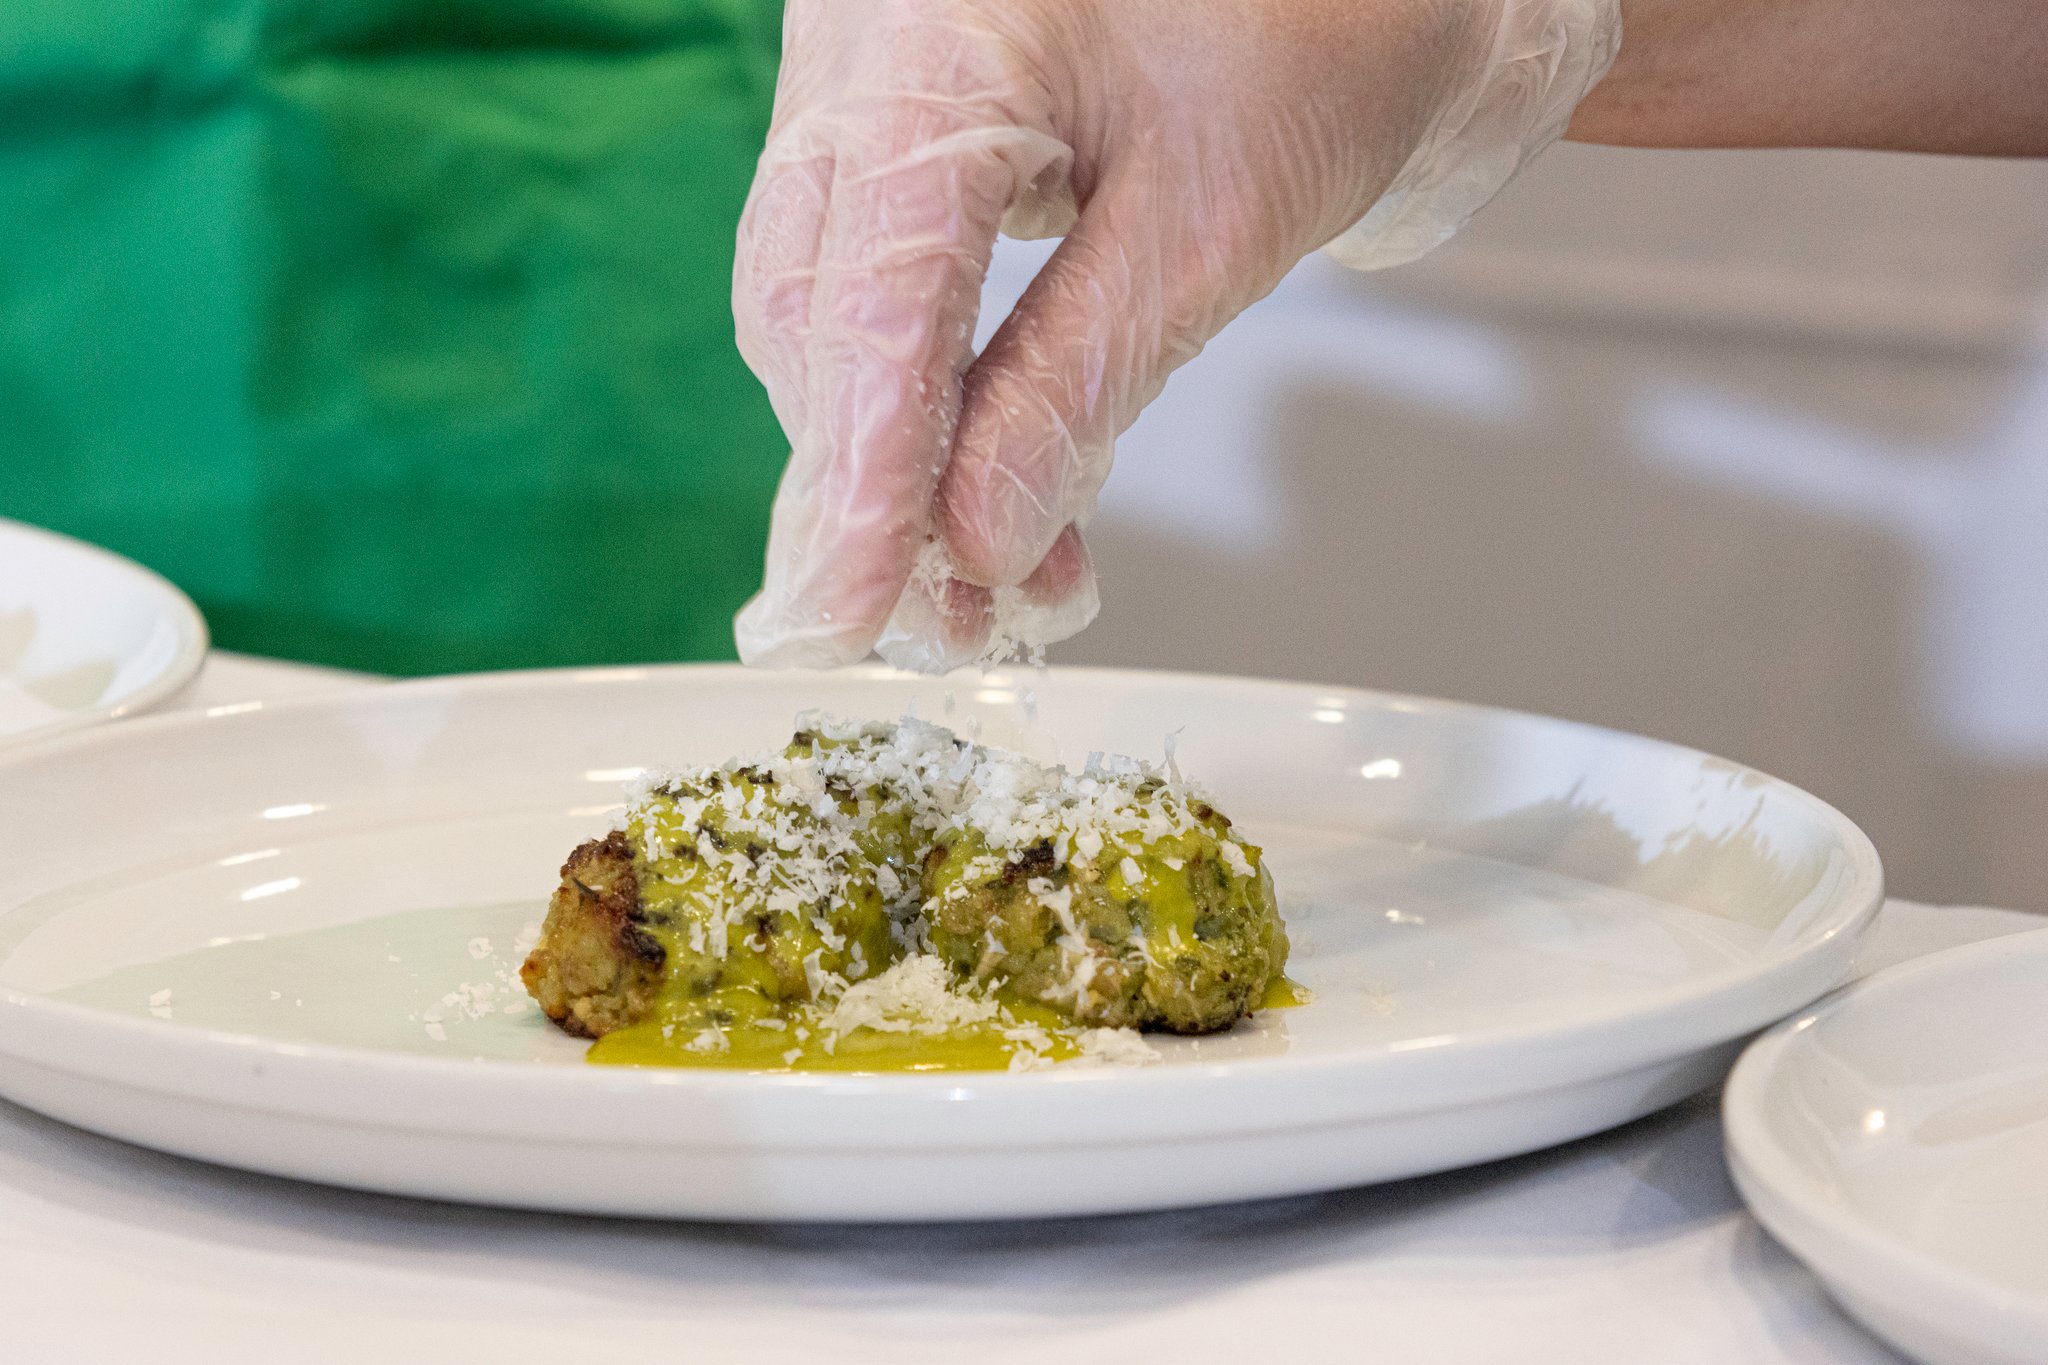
<box><xmin>989</xmin><ymin>143</ymin><xmax>2048</xmax><ymax>911</ymax></box>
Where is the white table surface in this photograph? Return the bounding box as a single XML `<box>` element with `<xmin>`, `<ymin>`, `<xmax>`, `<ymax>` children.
<box><xmin>3</xmin><ymin>653</ymin><xmax>2038</xmax><ymax>1364</ymax></box>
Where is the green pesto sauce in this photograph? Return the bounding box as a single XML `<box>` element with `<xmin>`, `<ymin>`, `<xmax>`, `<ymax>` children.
<box><xmin>1102</xmin><ymin>828</ymin><xmax>1242</xmax><ymax>960</ymax></box>
<box><xmin>626</xmin><ymin>776</ymin><xmax>898</xmax><ymax>1008</ymax></box>
<box><xmin>923</xmin><ymin>823</ymin><xmax>1257</xmax><ymax>951</ymax></box>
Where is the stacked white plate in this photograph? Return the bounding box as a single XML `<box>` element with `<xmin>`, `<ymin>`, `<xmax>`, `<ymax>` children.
<box><xmin>0</xmin><ymin>518</ymin><xmax>208</xmax><ymax>747</ymax></box>
<box><xmin>1728</xmin><ymin>930</ymin><xmax>2048</xmax><ymax>1365</ymax></box>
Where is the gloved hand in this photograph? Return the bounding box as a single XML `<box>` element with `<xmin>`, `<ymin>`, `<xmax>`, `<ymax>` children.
<box><xmin>733</xmin><ymin>0</ymin><xmax>1620</xmax><ymax>671</ymax></box>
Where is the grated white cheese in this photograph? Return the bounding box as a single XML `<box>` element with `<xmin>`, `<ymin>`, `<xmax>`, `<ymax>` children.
<box><xmin>1076</xmin><ymin>1028</ymin><xmax>1161</xmax><ymax>1067</ymax></box>
<box><xmin>684</xmin><ymin>1027</ymin><xmax>730</xmax><ymax>1054</ymax></box>
<box><xmin>819</xmin><ymin>955</ymin><xmax>998</xmax><ymax>1039</ymax></box>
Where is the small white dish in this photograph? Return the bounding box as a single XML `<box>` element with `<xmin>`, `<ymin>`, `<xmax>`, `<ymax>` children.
<box><xmin>0</xmin><ymin>666</ymin><xmax>1881</xmax><ymax>1221</ymax></box>
<box><xmin>0</xmin><ymin>518</ymin><xmax>208</xmax><ymax>747</ymax></box>
<box><xmin>1727</xmin><ymin>930</ymin><xmax>2048</xmax><ymax>1365</ymax></box>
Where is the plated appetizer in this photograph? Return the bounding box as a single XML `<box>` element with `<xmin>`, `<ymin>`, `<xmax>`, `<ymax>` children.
<box><xmin>520</xmin><ymin>718</ymin><xmax>1293</xmax><ymax>1071</ymax></box>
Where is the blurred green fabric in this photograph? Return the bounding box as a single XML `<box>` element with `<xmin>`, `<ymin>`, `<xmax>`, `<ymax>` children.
<box><xmin>0</xmin><ymin>0</ymin><xmax>787</xmax><ymax>674</ymax></box>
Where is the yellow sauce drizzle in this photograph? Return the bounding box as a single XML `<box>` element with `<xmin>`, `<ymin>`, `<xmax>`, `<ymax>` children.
<box><xmin>586</xmin><ymin>981</ymin><xmax>1310</xmax><ymax>1071</ymax></box>
<box><xmin>587</xmin><ymin>992</ymin><xmax>1088</xmax><ymax>1072</ymax></box>
<box><xmin>1260</xmin><ymin>976</ymin><xmax>1315</xmax><ymax>1009</ymax></box>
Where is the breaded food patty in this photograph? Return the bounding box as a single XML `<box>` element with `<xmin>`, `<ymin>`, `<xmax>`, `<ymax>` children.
<box><xmin>519</xmin><ymin>831</ymin><xmax>659</xmax><ymax>1039</ymax></box>
<box><xmin>523</xmin><ymin>752</ymin><xmax>905</xmax><ymax>1041</ymax></box>
<box><xmin>923</xmin><ymin>781</ymin><xmax>1287</xmax><ymax>1034</ymax></box>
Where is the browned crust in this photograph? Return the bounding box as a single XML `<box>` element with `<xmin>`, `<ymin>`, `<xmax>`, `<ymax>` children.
<box><xmin>518</xmin><ymin>831</ymin><xmax>663</xmax><ymax>1039</ymax></box>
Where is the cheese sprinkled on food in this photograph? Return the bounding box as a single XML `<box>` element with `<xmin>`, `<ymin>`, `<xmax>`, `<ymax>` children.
<box><xmin>526</xmin><ymin>716</ymin><xmax>1289</xmax><ymax>1072</ymax></box>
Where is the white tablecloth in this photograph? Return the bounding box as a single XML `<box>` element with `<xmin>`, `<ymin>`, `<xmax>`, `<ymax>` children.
<box><xmin>3</xmin><ymin>654</ymin><xmax>2037</xmax><ymax>1364</ymax></box>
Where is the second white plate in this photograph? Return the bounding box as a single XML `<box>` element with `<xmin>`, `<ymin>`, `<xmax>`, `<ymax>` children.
<box><xmin>0</xmin><ymin>666</ymin><xmax>1881</xmax><ymax>1221</ymax></box>
<box><xmin>0</xmin><ymin>518</ymin><xmax>208</xmax><ymax>747</ymax></box>
<box><xmin>1727</xmin><ymin>929</ymin><xmax>2048</xmax><ymax>1365</ymax></box>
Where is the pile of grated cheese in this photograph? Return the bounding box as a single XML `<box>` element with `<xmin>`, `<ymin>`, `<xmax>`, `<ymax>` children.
<box><xmin>611</xmin><ymin>716</ymin><xmax>1251</xmax><ymax>1069</ymax></box>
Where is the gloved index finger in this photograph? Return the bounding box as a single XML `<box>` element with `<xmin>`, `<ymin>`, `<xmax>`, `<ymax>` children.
<box><xmin>730</xmin><ymin>0</ymin><xmax>845</xmax><ymax>443</ymax></box>
<box><xmin>737</xmin><ymin>79</ymin><xmax>1068</xmax><ymax>668</ymax></box>
<box><xmin>733</xmin><ymin>141</ymin><xmax>834</xmax><ymax>443</ymax></box>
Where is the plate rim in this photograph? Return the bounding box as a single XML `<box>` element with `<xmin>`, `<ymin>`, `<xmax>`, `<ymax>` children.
<box><xmin>0</xmin><ymin>517</ymin><xmax>210</xmax><ymax>747</ymax></box>
<box><xmin>0</xmin><ymin>663</ymin><xmax>1885</xmax><ymax>1138</ymax></box>
<box><xmin>1724</xmin><ymin>927</ymin><xmax>2048</xmax><ymax>1345</ymax></box>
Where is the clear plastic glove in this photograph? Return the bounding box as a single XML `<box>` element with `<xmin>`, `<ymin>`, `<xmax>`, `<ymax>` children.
<box><xmin>733</xmin><ymin>0</ymin><xmax>1620</xmax><ymax>671</ymax></box>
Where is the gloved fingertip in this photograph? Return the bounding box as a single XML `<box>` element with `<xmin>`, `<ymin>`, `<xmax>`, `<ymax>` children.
<box><xmin>1019</xmin><ymin>525</ymin><xmax>1091</xmax><ymax>606</ymax></box>
<box><xmin>1006</xmin><ymin>547</ymin><xmax>1100</xmax><ymax>650</ymax></box>
<box><xmin>868</xmin><ymin>531</ymin><xmax>1100</xmax><ymax>675</ymax></box>
<box><xmin>873</xmin><ymin>570</ymin><xmax>993</xmax><ymax>675</ymax></box>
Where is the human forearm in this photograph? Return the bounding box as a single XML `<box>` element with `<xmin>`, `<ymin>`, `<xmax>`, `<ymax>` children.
<box><xmin>1568</xmin><ymin>0</ymin><xmax>2048</xmax><ymax>153</ymax></box>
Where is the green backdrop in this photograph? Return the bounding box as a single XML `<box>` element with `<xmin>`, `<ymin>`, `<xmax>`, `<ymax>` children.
<box><xmin>0</xmin><ymin>0</ymin><xmax>788</xmax><ymax>674</ymax></box>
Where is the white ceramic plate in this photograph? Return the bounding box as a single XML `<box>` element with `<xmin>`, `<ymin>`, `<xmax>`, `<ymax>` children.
<box><xmin>0</xmin><ymin>666</ymin><xmax>1881</xmax><ymax>1222</ymax></box>
<box><xmin>0</xmin><ymin>518</ymin><xmax>208</xmax><ymax>747</ymax></box>
<box><xmin>1726</xmin><ymin>930</ymin><xmax>2048</xmax><ymax>1365</ymax></box>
